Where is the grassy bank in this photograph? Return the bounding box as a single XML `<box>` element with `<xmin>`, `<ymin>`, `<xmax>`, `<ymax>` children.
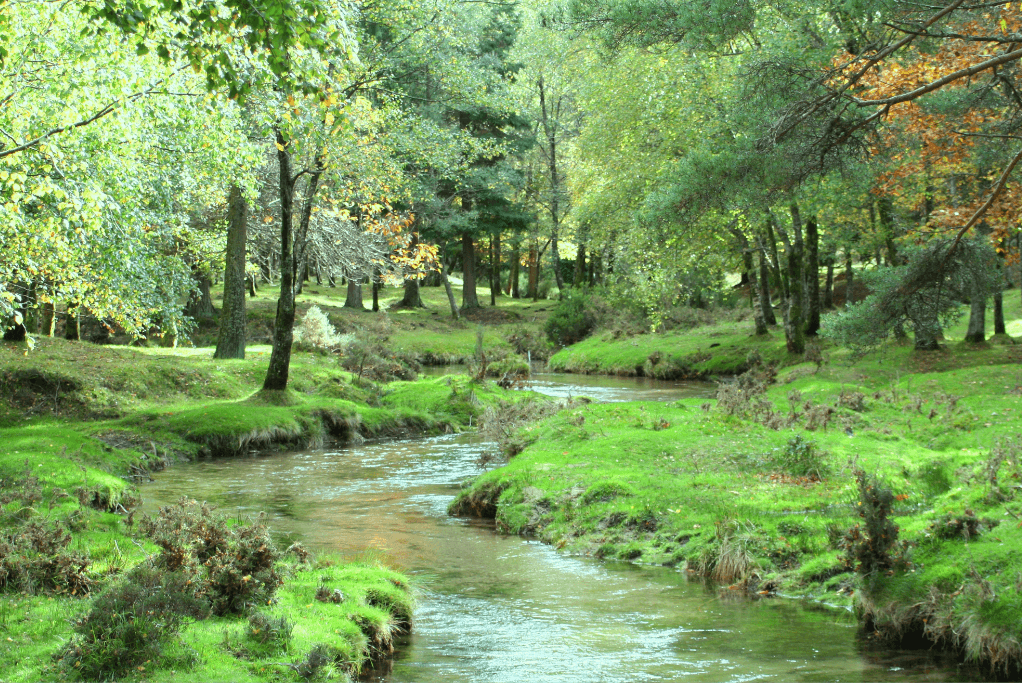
<box><xmin>0</xmin><ymin>337</ymin><xmax>531</xmax><ymax>682</ymax></box>
<box><xmin>452</xmin><ymin>341</ymin><xmax>1023</xmax><ymax>676</ymax></box>
<box><xmin>548</xmin><ymin>289</ymin><xmax>1024</xmax><ymax>379</ymax></box>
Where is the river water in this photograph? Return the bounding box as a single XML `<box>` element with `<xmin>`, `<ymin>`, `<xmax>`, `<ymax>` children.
<box><xmin>141</xmin><ymin>374</ymin><xmax>971</xmax><ymax>682</ymax></box>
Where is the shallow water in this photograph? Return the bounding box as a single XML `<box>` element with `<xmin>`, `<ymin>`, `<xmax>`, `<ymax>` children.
<box><xmin>422</xmin><ymin>365</ymin><xmax>717</xmax><ymax>403</ymax></box>
<box><xmin>142</xmin><ymin>431</ymin><xmax>972</xmax><ymax>682</ymax></box>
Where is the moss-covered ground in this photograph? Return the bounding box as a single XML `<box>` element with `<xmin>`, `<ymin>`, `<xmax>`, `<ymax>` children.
<box><xmin>205</xmin><ymin>281</ymin><xmax>555</xmax><ymax>365</ymax></box>
<box><xmin>0</xmin><ymin>333</ymin><xmax>533</xmax><ymax>682</ymax></box>
<box><xmin>549</xmin><ymin>288</ymin><xmax>1024</xmax><ymax>378</ymax></box>
<box><xmin>453</xmin><ymin>322</ymin><xmax>1023</xmax><ymax>675</ymax></box>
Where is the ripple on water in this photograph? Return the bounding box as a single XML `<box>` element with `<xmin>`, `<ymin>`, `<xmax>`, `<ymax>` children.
<box><xmin>143</xmin><ymin>429</ymin><xmax>974</xmax><ymax>683</ymax></box>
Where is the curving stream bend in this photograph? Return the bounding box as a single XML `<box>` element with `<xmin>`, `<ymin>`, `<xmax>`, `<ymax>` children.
<box><xmin>141</xmin><ymin>374</ymin><xmax>970</xmax><ymax>682</ymax></box>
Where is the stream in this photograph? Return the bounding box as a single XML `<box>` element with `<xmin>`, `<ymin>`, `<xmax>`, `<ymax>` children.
<box><xmin>141</xmin><ymin>374</ymin><xmax>971</xmax><ymax>682</ymax></box>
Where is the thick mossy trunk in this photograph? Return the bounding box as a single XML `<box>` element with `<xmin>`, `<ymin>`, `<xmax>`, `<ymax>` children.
<box><xmin>733</xmin><ymin>228</ymin><xmax>767</xmax><ymax>336</ymax></box>
<box><xmin>214</xmin><ymin>185</ymin><xmax>248</xmax><ymax>360</ymax></box>
<box><xmin>344</xmin><ymin>280</ymin><xmax>364</xmax><ymax>310</ymax></box>
<box><xmin>783</xmin><ymin>204</ymin><xmax>805</xmax><ymax>354</ymax></box>
<box><xmin>185</xmin><ymin>271</ymin><xmax>217</xmax><ymax>321</ymax></box>
<box><xmin>400</xmin><ymin>278</ymin><xmax>424</xmax><ymax>308</ymax></box>
<box><xmin>41</xmin><ymin>301</ymin><xmax>55</xmax><ymax>337</ymax></box>
<box><xmin>462</xmin><ymin>232</ymin><xmax>480</xmax><ymax>310</ymax></box>
<box><xmin>573</xmin><ymin>244</ymin><xmax>586</xmax><ymax>287</ymax></box>
<box><xmin>913</xmin><ymin>315</ymin><xmax>942</xmax><ymax>351</ymax></box>
<box><xmin>964</xmin><ymin>290</ymin><xmax>987</xmax><ymax>343</ymax></box>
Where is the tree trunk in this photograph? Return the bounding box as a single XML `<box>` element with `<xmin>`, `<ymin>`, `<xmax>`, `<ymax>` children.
<box><xmin>344</xmin><ymin>280</ymin><xmax>364</xmax><ymax>310</ymax></box>
<box><xmin>507</xmin><ymin>247</ymin><xmax>519</xmax><ymax>297</ymax></box>
<box><xmin>461</xmin><ymin>232</ymin><xmax>480</xmax><ymax>309</ymax></box>
<box><xmin>214</xmin><ymin>184</ymin><xmax>249</xmax><ymax>359</ymax></box>
<box><xmin>757</xmin><ymin>243</ymin><xmax>777</xmax><ymax>325</ymax></box>
<box><xmin>263</xmin><ymin>130</ymin><xmax>322</xmax><ymax>392</ymax></box>
<box><xmin>372</xmin><ymin>280</ymin><xmax>380</xmax><ymax>312</ymax></box>
<box><xmin>993</xmin><ymin>290</ymin><xmax>1006</xmax><ymax>334</ymax></box>
<box><xmin>185</xmin><ymin>271</ymin><xmax>217</xmax><ymax>320</ymax></box>
<box><xmin>823</xmin><ymin>258</ymin><xmax>834</xmax><ymax>309</ymax></box>
<box><xmin>400</xmin><ymin>277</ymin><xmax>424</xmax><ymax>308</ymax></box>
<box><xmin>538</xmin><ymin>75</ymin><xmax>564</xmax><ymax>299</ymax></box>
<box><xmin>441</xmin><ymin>257</ymin><xmax>460</xmax><ymax>319</ymax></box>
<box><xmin>65</xmin><ymin>303</ymin><xmax>80</xmax><ymax>341</ymax></box>
<box><xmin>878</xmin><ymin>197</ymin><xmax>900</xmax><ymax>266</ymax></box>
<box><xmin>248</xmin><ymin>274</ymin><xmax>257</xmax><ymax>298</ymax></box>
<box><xmin>527</xmin><ymin>243</ymin><xmax>539</xmax><ymax>300</ymax></box>
<box><xmin>913</xmin><ymin>317</ymin><xmax>941</xmax><ymax>351</ymax></box>
<box><xmin>41</xmin><ymin>301</ymin><xmax>55</xmax><ymax>337</ymax></box>
<box><xmin>573</xmin><ymin>244</ymin><xmax>586</xmax><ymax>287</ymax></box>
<box><xmin>804</xmin><ymin>217</ymin><xmax>821</xmax><ymax>336</ymax></box>
<box><xmin>763</xmin><ymin>218</ymin><xmax>783</xmax><ymax>292</ymax></box>
<box><xmin>783</xmin><ymin>203</ymin><xmax>805</xmax><ymax>354</ymax></box>
<box><xmin>746</xmin><ymin>248</ymin><xmax>768</xmax><ymax>336</ymax></box>
<box><xmin>490</xmin><ymin>234</ymin><xmax>499</xmax><ymax>306</ymax></box>
<box><xmin>964</xmin><ymin>289</ymin><xmax>987</xmax><ymax>343</ymax></box>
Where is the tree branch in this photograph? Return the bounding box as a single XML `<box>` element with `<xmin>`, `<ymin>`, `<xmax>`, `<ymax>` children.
<box><xmin>947</xmin><ymin>150</ymin><xmax>1022</xmax><ymax>254</ymax></box>
<box><xmin>850</xmin><ymin>49</ymin><xmax>1022</xmax><ymax>106</ymax></box>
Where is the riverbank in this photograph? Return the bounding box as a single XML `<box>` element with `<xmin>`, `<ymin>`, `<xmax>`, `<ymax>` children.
<box><xmin>0</xmin><ymin>338</ymin><xmax>533</xmax><ymax>682</ymax></box>
<box><xmin>452</xmin><ymin>341</ymin><xmax>1023</xmax><ymax>677</ymax></box>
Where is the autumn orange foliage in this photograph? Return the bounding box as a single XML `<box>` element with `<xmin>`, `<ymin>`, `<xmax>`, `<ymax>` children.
<box><xmin>835</xmin><ymin>2</ymin><xmax>1022</xmax><ymax>261</ymax></box>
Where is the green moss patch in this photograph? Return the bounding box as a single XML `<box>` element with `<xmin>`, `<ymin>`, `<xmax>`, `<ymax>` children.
<box><xmin>452</xmin><ymin>349</ymin><xmax>1023</xmax><ymax>674</ymax></box>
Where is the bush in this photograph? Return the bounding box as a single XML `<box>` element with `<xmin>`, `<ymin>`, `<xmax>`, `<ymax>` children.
<box><xmin>243</xmin><ymin>611</ymin><xmax>294</xmax><ymax>657</ymax></box>
<box><xmin>0</xmin><ymin>518</ymin><xmax>92</xmax><ymax>596</ymax></box>
<box><xmin>841</xmin><ymin>471</ymin><xmax>912</xmax><ymax>581</ymax></box>
<box><xmin>767</xmin><ymin>435</ymin><xmax>829</xmax><ymax>479</ymax></box>
<box><xmin>294</xmin><ymin>306</ymin><xmax>344</xmax><ymax>353</ymax></box>
<box><xmin>138</xmin><ymin>498</ymin><xmax>282</xmax><ymax>616</ymax></box>
<box><xmin>55</xmin><ymin>565</ymin><xmax>208</xmax><ymax>679</ymax></box>
<box><xmin>340</xmin><ymin>315</ymin><xmax>419</xmax><ymax>382</ymax></box>
<box><xmin>544</xmin><ymin>289</ymin><xmax>597</xmax><ymax>345</ymax></box>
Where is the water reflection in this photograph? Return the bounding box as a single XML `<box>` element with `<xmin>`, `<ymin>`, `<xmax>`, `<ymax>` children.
<box><xmin>142</xmin><ymin>432</ymin><xmax>971</xmax><ymax>682</ymax></box>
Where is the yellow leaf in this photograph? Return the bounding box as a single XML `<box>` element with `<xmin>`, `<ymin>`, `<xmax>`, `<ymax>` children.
<box><xmin>325</xmin><ymin>112</ymin><xmax>335</xmax><ymax>126</ymax></box>
<box><xmin>275</xmin><ymin>142</ymin><xmax>285</xmax><ymax>151</ymax></box>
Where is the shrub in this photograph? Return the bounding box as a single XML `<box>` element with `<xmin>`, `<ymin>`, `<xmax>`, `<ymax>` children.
<box><xmin>768</xmin><ymin>435</ymin><xmax>829</xmax><ymax>479</ymax></box>
<box><xmin>294</xmin><ymin>306</ymin><xmax>344</xmax><ymax>353</ymax></box>
<box><xmin>928</xmin><ymin>509</ymin><xmax>995</xmax><ymax>541</ymax></box>
<box><xmin>138</xmin><ymin>498</ymin><xmax>282</xmax><ymax>616</ymax></box>
<box><xmin>0</xmin><ymin>518</ymin><xmax>92</xmax><ymax>596</ymax></box>
<box><xmin>840</xmin><ymin>471</ymin><xmax>912</xmax><ymax>580</ymax></box>
<box><xmin>54</xmin><ymin>565</ymin><xmax>208</xmax><ymax>679</ymax></box>
<box><xmin>243</xmin><ymin>611</ymin><xmax>294</xmax><ymax>657</ymax></box>
<box><xmin>340</xmin><ymin>314</ymin><xmax>419</xmax><ymax>382</ymax></box>
<box><xmin>544</xmin><ymin>289</ymin><xmax>597</xmax><ymax>345</ymax></box>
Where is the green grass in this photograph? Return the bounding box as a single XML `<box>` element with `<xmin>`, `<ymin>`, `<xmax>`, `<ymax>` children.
<box><xmin>0</xmin><ymin>332</ymin><xmax>540</xmax><ymax>683</ymax></box>
<box><xmin>452</xmin><ymin>340</ymin><xmax>1023</xmax><ymax>673</ymax></box>
<box><xmin>549</xmin><ymin>287</ymin><xmax>1023</xmax><ymax>378</ymax></box>
<box><xmin>206</xmin><ymin>281</ymin><xmax>556</xmax><ymax>364</ymax></box>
